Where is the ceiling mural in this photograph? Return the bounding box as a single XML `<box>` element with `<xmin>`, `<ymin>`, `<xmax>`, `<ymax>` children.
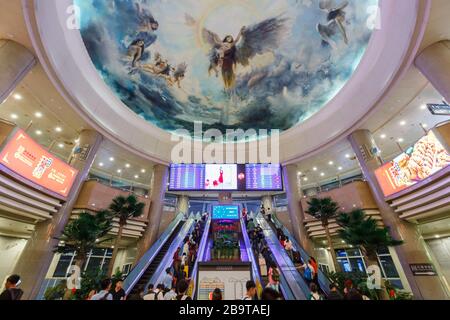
<box><xmin>76</xmin><ymin>0</ymin><xmax>378</xmax><ymax>136</ymax></box>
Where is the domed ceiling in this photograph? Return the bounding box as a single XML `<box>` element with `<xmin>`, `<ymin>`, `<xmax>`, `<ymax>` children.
<box><xmin>76</xmin><ymin>0</ymin><xmax>378</xmax><ymax>136</ymax></box>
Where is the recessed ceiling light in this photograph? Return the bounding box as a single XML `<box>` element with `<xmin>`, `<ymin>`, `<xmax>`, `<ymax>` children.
<box><xmin>99</xmin><ymin>162</ymin><xmax>104</xmax><ymax>167</ymax></box>
<box><xmin>338</xmin><ymin>166</ymin><xmax>343</xmax><ymax>171</ymax></box>
<box><xmin>380</xmin><ymin>134</ymin><xmax>386</xmax><ymax>139</ymax></box>
<box><xmin>297</xmin><ymin>171</ymin><xmax>302</xmax><ymax>175</ymax></box>
<box><xmin>328</xmin><ymin>161</ymin><xmax>334</xmax><ymax>165</ymax></box>
<box><xmin>13</xmin><ymin>94</ymin><xmax>23</xmax><ymax>100</ymax></box>
<box><xmin>420</xmin><ymin>104</ymin><xmax>427</xmax><ymax>110</ymax></box>
<box><xmin>58</xmin><ymin>143</ymin><xmax>64</xmax><ymax>149</ymax></box>
<box><xmin>117</xmin><ymin>169</ymin><xmax>122</xmax><ymax>173</ymax></box>
<box><xmin>320</xmin><ymin>172</ymin><xmax>325</xmax><ymax>177</ymax></box>
<box><xmin>109</xmin><ymin>157</ymin><xmax>114</xmax><ymax>162</ymax></box>
<box><xmin>345</xmin><ymin>154</ymin><xmax>350</xmax><ymax>158</ymax></box>
<box><xmin>313</xmin><ymin>167</ymin><xmax>317</xmax><ymax>171</ymax></box>
<box><xmin>398</xmin><ymin>138</ymin><xmax>404</xmax><ymax>143</ymax></box>
<box><xmin>422</xmin><ymin>123</ymin><xmax>428</xmax><ymax>128</ymax></box>
<box><xmin>400</xmin><ymin>120</ymin><xmax>406</xmax><ymax>126</ymax></box>
<box><xmin>34</xmin><ymin>112</ymin><xmax>43</xmax><ymax>118</ymax></box>
<box><xmin>134</xmin><ymin>175</ymin><xmax>139</xmax><ymax>179</ymax></box>
<box><xmin>125</xmin><ymin>163</ymin><xmax>131</xmax><ymax>168</ymax></box>
<box><xmin>10</xmin><ymin>114</ymin><xmax>18</xmax><ymax>120</ymax></box>
<box><xmin>303</xmin><ymin>177</ymin><xmax>308</xmax><ymax>181</ymax></box>
<box><xmin>141</xmin><ymin>169</ymin><xmax>146</xmax><ymax>173</ymax></box>
<box><xmin>434</xmin><ymin>235</ymin><xmax>440</xmax><ymax>239</ymax></box>
<box><xmin>74</xmin><ymin>138</ymin><xmax>80</xmax><ymax>144</ymax></box>
<box><xmin>55</xmin><ymin>127</ymin><xmax>62</xmax><ymax>132</ymax></box>
<box><xmin>35</xmin><ymin>130</ymin><xmax>42</xmax><ymax>135</ymax></box>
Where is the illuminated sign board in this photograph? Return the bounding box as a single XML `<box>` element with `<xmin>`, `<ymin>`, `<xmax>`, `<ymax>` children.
<box><xmin>375</xmin><ymin>131</ymin><xmax>450</xmax><ymax>197</ymax></box>
<box><xmin>0</xmin><ymin>129</ymin><xmax>78</xmax><ymax>197</ymax></box>
<box><xmin>427</xmin><ymin>102</ymin><xmax>450</xmax><ymax>115</ymax></box>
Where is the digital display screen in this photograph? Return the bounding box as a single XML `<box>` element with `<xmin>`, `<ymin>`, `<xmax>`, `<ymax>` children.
<box><xmin>212</xmin><ymin>205</ymin><xmax>240</xmax><ymax>220</ymax></box>
<box><xmin>168</xmin><ymin>164</ymin><xmax>283</xmax><ymax>191</ymax></box>
<box><xmin>245</xmin><ymin>164</ymin><xmax>283</xmax><ymax>190</ymax></box>
<box><xmin>0</xmin><ymin>129</ymin><xmax>78</xmax><ymax>198</ymax></box>
<box><xmin>204</xmin><ymin>164</ymin><xmax>237</xmax><ymax>190</ymax></box>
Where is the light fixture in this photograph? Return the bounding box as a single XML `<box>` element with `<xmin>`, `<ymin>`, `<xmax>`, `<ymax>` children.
<box><xmin>55</xmin><ymin>127</ymin><xmax>62</xmax><ymax>132</ymax></box>
<box><xmin>117</xmin><ymin>169</ymin><xmax>122</xmax><ymax>173</ymax></box>
<box><xmin>125</xmin><ymin>163</ymin><xmax>131</xmax><ymax>168</ymax></box>
<box><xmin>420</xmin><ymin>104</ymin><xmax>427</xmax><ymax>110</ymax></box>
<box><xmin>134</xmin><ymin>175</ymin><xmax>139</xmax><ymax>179</ymax></box>
<box><xmin>141</xmin><ymin>169</ymin><xmax>146</xmax><ymax>173</ymax></box>
<box><xmin>328</xmin><ymin>161</ymin><xmax>334</xmax><ymax>165</ymax></box>
<box><xmin>58</xmin><ymin>143</ymin><xmax>64</xmax><ymax>149</ymax></box>
<box><xmin>338</xmin><ymin>166</ymin><xmax>343</xmax><ymax>171</ymax></box>
<box><xmin>109</xmin><ymin>157</ymin><xmax>114</xmax><ymax>162</ymax></box>
<box><xmin>434</xmin><ymin>235</ymin><xmax>440</xmax><ymax>239</ymax></box>
<box><xmin>99</xmin><ymin>162</ymin><xmax>104</xmax><ymax>167</ymax></box>
<box><xmin>13</xmin><ymin>94</ymin><xmax>23</xmax><ymax>100</ymax></box>
<box><xmin>34</xmin><ymin>112</ymin><xmax>43</xmax><ymax>118</ymax></box>
<box><xmin>297</xmin><ymin>171</ymin><xmax>302</xmax><ymax>175</ymax></box>
<box><xmin>398</xmin><ymin>138</ymin><xmax>404</xmax><ymax>143</ymax></box>
<box><xmin>380</xmin><ymin>134</ymin><xmax>386</xmax><ymax>139</ymax></box>
<box><xmin>422</xmin><ymin>123</ymin><xmax>428</xmax><ymax>128</ymax></box>
<box><xmin>303</xmin><ymin>177</ymin><xmax>308</xmax><ymax>182</ymax></box>
<box><xmin>400</xmin><ymin>120</ymin><xmax>406</xmax><ymax>126</ymax></box>
<box><xmin>74</xmin><ymin>138</ymin><xmax>80</xmax><ymax>144</ymax></box>
<box><xmin>35</xmin><ymin>130</ymin><xmax>42</xmax><ymax>135</ymax></box>
<box><xmin>320</xmin><ymin>172</ymin><xmax>325</xmax><ymax>177</ymax></box>
<box><xmin>345</xmin><ymin>154</ymin><xmax>350</xmax><ymax>159</ymax></box>
<box><xmin>313</xmin><ymin>167</ymin><xmax>317</xmax><ymax>171</ymax></box>
<box><xmin>10</xmin><ymin>114</ymin><xmax>18</xmax><ymax>120</ymax></box>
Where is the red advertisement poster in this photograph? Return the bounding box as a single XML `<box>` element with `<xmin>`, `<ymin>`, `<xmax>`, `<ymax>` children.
<box><xmin>375</xmin><ymin>131</ymin><xmax>450</xmax><ymax>197</ymax></box>
<box><xmin>0</xmin><ymin>129</ymin><xmax>78</xmax><ymax>198</ymax></box>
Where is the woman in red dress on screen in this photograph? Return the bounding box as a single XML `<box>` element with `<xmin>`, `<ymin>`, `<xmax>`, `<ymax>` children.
<box><xmin>218</xmin><ymin>167</ymin><xmax>224</xmax><ymax>185</ymax></box>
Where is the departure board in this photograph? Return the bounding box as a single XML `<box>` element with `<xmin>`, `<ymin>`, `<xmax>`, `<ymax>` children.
<box><xmin>169</xmin><ymin>164</ymin><xmax>205</xmax><ymax>190</ymax></box>
<box><xmin>245</xmin><ymin>164</ymin><xmax>283</xmax><ymax>190</ymax></box>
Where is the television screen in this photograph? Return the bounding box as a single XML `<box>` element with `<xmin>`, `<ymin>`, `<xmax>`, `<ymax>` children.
<box><xmin>204</xmin><ymin>164</ymin><xmax>237</xmax><ymax>190</ymax></box>
<box><xmin>245</xmin><ymin>164</ymin><xmax>283</xmax><ymax>190</ymax></box>
<box><xmin>212</xmin><ymin>205</ymin><xmax>240</xmax><ymax>220</ymax></box>
<box><xmin>168</xmin><ymin>164</ymin><xmax>205</xmax><ymax>190</ymax></box>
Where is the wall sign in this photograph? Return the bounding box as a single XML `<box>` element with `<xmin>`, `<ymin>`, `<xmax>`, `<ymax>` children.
<box><xmin>410</xmin><ymin>264</ymin><xmax>437</xmax><ymax>276</ymax></box>
<box><xmin>427</xmin><ymin>102</ymin><xmax>450</xmax><ymax>115</ymax></box>
<box><xmin>0</xmin><ymin>129</ymin><xmax>78</xmax><ymax>198</ymax></box>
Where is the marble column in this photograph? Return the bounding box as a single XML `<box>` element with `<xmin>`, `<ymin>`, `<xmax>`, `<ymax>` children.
<box><xmin>282</xmin><ymin>164</ymin><xmax>313</xmax><ymax>254</ymax></box>
<box><xmin>415</xmin><ymin>40</ymin><xmax>450</xmax><ymax>103</ymax></box>
<box><xmin>136</xmin><ymin>164</ymin><xmax>169</xmax><ymax>260</ymax></box>
<box><xmin>349</xmin><ymin>129</ymin><xmax>448</xmax><ymax>300</ymax></box>
<box><xmin>0</xmin><ymin>40</ymin><xmax>36</xmax><ymax>104</ymax></box>
<box><xmin>177</xmin><ymin>195</ymin><xmax>189</xmax><ymax>216</ymax></box>
<box><xmin>13</xmin><ymin>130</ymin><xmax>103</xmax><ymax>299</ymax></box>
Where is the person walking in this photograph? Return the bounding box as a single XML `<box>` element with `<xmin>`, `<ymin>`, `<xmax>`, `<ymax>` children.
<box><xmin>242</xmin><ymin>280</ymin><xmax>257</xmax><ymax>300</ymax></box>
<box><xmin>0</xmin><ymin>275</ymin><xmax>23</xmax><ymax>300</ymax></box>
<box><xmin>90</xmin><ymin>278</ymin><xmax>113</xmax><ymax>300</ymax></box>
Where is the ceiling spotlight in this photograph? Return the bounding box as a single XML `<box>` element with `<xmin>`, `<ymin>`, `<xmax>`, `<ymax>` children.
<box><xmin>58</xmin><ymin>143</ymin><xmax>64</xmax><ymax>149</ymax></box>
<box><xmin>35</xmin><ymin>130</ymin><xmax>42</xmax><ymax>135</ymax></box>
<box><xmin>134</xmin><ymin>175</ymin><xmax>139</xmax><ymax>179</ymax></box>
<box><xmin>55</xmin><ymin>127</ymin><xmax>62</xmax><ymax>132</ymax></box>
<box><xmin>422</xmin><ymin>123</ymin><xmax>428</xmax><ymax>128</ymax></box>
<box><xmin>109</xmin><ymin>157</ymin><xmax>114</xmax><ymax>162</ymax></box>
<box><xmin>13</xmin><ymin>94</ymin><xmax>23</xmax><ymax>100</ymax></box>
<box><xmin>74</xmin><ymin>138</ymin><xmax>80</xmax><ymax>144</ymax></box>
<box><xmin>34</xmin><ymin>112</ymin><xmax>43</xmax><ymax>118</ymax></box>
<box><xmin>313</xmin><ymin>167</ymin><xmax>317</xmax><ymax>171</ymax></box>
<box><xmin>399</xmin><ymin>120</ymin><xmax>406</xmax><ymax>126</ymax></box>
<box><xmin>141</xmin><ymin>169</ymin><xmax>146</xmax><ymax>173</ymax></box>
<box><xmin>380</xmin><ymin>134</ymin><xmax>386</xmax><ymax>139</ymax></box>
<box><xmin>398</xmin><ymin>138</ymin><xmax>404</xmax><ymax>143</ymax></box>
<box><xmin>125</xmin><ymin>163</ymin><xmax>131</xmax><ymax>168</ymax></box>
<box><xmin>297</xmin><ymin>171</ymin><xmax>302</xmax><ymax>175</ymax></box>
<box><xmin>420</xmin><ymin>104</ymin><xmax>427</xmax><ymax>110</ymax></box>
<box><xmin>434</xmin><ymin>235</ymin><xmax>440</xmax><ymax>239</ymax></box>
<box><xmin>10</xmin><ymin>114</ymin><xmax>18</xmax><ymax>120</ymax></box>
<box><xmin>117</xmin><ymin>169</ymin><xmax>122</xmax><ymax>173</ymax></box>
<box><xmin>345</xmin><ymin>154</ymin><xmax>350</xmax><ymax>158</ymax></box>
<box><xmin>303</xmin><ymin>177</ymin><xmax>308</xmax><ymax>181</ymax></box>
<box><xmin>338</xmin><ymin>166</ymin><xmax>343</xmax><ymax>171</ymax></box>
<box><xmin>99</xmin><ymin>162</ymin><xmax>104</xmax><ymax>167</ymax></box>
<box><xmin>320</xmin><ymin>172</ymin><xmax>325</xmax><ymax>177</ymax></box>
<box><xmin>328</xmin><ymin>161</ymin><xmax>334</xmax><ymax>165</ymax></box>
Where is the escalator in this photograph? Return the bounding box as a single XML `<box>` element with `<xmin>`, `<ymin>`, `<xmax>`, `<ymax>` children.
<box><xmin>270</xmin><ymin>214</ymin><xmax>331</xmax><ymax>297</ymax></box>
<box><xmin>124</xmin><ymin>214</ymin><xmax>192</xmax><ymax>295</ymax></box>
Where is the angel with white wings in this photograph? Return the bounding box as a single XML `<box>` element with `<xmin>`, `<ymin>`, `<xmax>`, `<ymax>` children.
<box><xmin>186</xmin><ymin>14</ymin><xmax>288</xmax><ymax>90</ymax></box>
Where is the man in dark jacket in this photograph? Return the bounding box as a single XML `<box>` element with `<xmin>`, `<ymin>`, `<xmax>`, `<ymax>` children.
<box><xmin>327</xmin><ymin>283</ymin><xmax>343</xmax><ymax>300</ymax></box>
<box><xmin>0</xmin><ymin>275</ymin><xmax>23</xmax><ymax>300</ymax></box>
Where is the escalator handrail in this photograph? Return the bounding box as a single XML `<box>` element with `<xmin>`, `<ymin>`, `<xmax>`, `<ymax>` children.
<box><xmin>124</xmin><ymin>213</ymin><xmax>185</xmax><ymax>294</ymax></box>
<box><xmin>255</xmin><ymin>214</ymin><xmax>309</xmax><ymax>300</ymax></box>
<box><xmin>147</xmin><ymin>216</ymin><xmax>197</xmax><ymax>289</ymax></box>
<box><xmin>240</xmin><ymin>218</ymin><xmax>264</xmax><ymax>297</ymax></box>
<box><xmin>189</xmin><ymin>216</ymin><xmax>212</xmax><ymax>299</ymax></box>
<box><xmin>271</xmin><ymin>214</ymin><xmax>331</xmax><ymax>296</ymax></box>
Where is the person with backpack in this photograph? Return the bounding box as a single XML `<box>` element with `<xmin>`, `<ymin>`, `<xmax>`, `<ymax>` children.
<box><xmin>267</xmin><ymin>262</ymin><xmax>280</xmax><ymax>292</ymax></box>
<box><xmin>0</xmin><ymin>274</ymin><xmax>23</xmax><ymax>300</ymax></box>
<box><xmin>308</xmin><ymin>283</ymin><xmax>323</xmax><ymax>300</ymax></box>
<box><xmin>90</xmin><ymin>278</ymin><xmax>113</xmax><ymax>300</ymax></box>
<box><xmin>298</xmin><ymin>259</ymin><xmax>315</xmax><ymax>285</ymax></box>
<box><xmin>176</xmin><ymin>279</ymin><xmax>192</xmax><ymax>300</ymax></box>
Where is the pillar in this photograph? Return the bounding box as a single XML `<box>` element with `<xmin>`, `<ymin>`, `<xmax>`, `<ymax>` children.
<box><xmin>136</xmin><ymin>164</ymin><xmax>168</xmax><ymax>260</ymax></box>
<box><xmin>177</xmin><ymin>195</ymin><xmax>189</xmax><ymax>216</ymax></box>
<box><xmin>261</xmin><ymin>195</ymin><xmax>274</xmax><ymax>212</ymax></box>
<box><xmin>0</xmin><ymin>40</ymin><xmax>36</xmax><ymax>104</ymax></box>
<box><xmin>13</xmin><ymin>130</ymin><xmax>103</xmax><ymax>299</ymax></box>
<box><xmin>415</xmin><ymin>40</ymin><xmax>450</xmax><ymax>103</ymax></box>
<box><xmin>282</xmin><ymin>164</ymin><xmax>313</xmax><ymax>254</ymax></box>
<box><xmin>349</xmin><ymin>129</ymin><xmax>448</xmax><ymax>300</ymax></box>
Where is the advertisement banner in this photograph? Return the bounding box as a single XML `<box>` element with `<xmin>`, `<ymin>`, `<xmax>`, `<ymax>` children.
<box><xmin>0</xmin><ymin>129</ymin><xmax>78</xmax><ymax>197</ymax></box>
<box><xmin>375</xmin><ymin>131</ymin><xmax>450</xmax><ymax>197</ymax></box>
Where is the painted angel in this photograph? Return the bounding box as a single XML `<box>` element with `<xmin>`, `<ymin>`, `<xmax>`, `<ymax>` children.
<box><xmin>186</xmin><ymin>14</ymin><xmax>288</xmax><ymax>90</ymax></box>
<box><xmin>317</xmin><ymin>0</ymin><xmax>349</xmax><ymax>47</ymax></box>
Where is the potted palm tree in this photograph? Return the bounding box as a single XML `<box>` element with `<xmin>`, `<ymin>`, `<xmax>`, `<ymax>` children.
<box><xmin>107</xmin><ymin>195</ymin><xmax>145</xmax><ymax>276</ymax></box>
<box><xmin>307</xmin><ymin>197</ymin><xmax>340</xmax><ymax>271</ymax></box>
<box><xmin>337</xmin><ymin>209</ymin><xmax>403</xmax><ymax>300</ymax></box>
